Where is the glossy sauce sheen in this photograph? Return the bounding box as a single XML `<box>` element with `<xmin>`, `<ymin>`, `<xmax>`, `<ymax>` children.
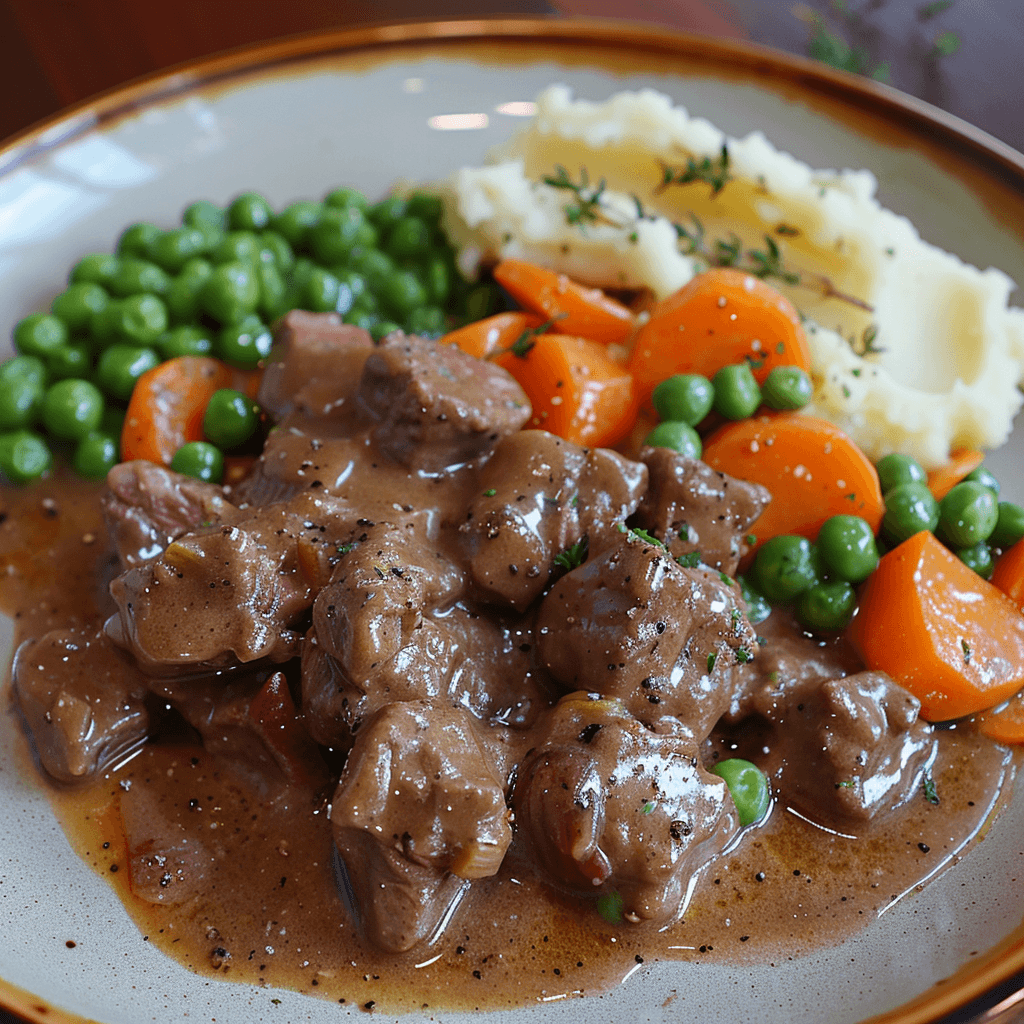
<box><xmin>1</xmin><ymin>472</ymin><xmax>1015</xmax><ymax>1013</ymax></box>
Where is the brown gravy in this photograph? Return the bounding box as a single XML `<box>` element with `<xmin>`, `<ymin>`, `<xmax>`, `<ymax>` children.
<box><xmin>1</xmin><ymin>472</ymin><xmax>1016</xmax><ymax>1013</ymax></box>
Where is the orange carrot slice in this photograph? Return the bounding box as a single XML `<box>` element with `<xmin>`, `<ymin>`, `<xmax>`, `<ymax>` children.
<box><xmin>492</xmin><ymin>259</ymin><xmax>635</xmax><ymax>346</ymax></box>
<box><xmin>627</xmin><ymin>267</ymin><xmax>811</xmax><ymax>407</ymax></box>
<box><xmin>975</xmin><ymin>692</ymin><xmax>1024</xmax><ymax>744</ymax></box>
<box><xmin>991</xmin><ymin>537</ymin><xmax>1024</xmax><ymax>611</ymax></box>
<box><xmin>926</xmin><ymin>448</ymin><xmax>985</xmax><ymax>501</ymax></box>
<box><xmin>441</xmin><ymin>311</ymin><xmax>545</xmax><ymax>361</ymax></box>
<box><xmin>847</xmin><ymin>530</ymin><xmax>1024</xmax><ymax>722</ymax></box>
<box><xmin>495</xmin><ymin>333</ymin><xmax>638</xmax><ymax>449</ymax></box>
<box><xmin>701</xmin><ymin>413</ymin><xmax>884</xmax><ymax>545</ymax></box>
<box><xmin>121</xmin><ymin>356</ymin><xmax>259</xmax><ymax>466</ymax></box>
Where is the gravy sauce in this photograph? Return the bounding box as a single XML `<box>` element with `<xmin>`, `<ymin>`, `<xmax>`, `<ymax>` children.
<box><xmin>1</xmin><ymin>472</ymin><xmax>1015</xmax><ymax>1013</ymax></box>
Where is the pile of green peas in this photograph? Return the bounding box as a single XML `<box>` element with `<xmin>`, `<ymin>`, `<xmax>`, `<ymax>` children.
<box><xmin>737</xmin><ymin>453</ymin><xmax>1024</xmax><ymax>634</ymax></box>
<box><xmin>0</xmin><ymin>186</ymin><xmax>467</xmax><ymax>485</ymax></box>
<box><xmin>643</xmin><ymin>361</ymin><xmax>813</xmax><ymax>457</ymax></box>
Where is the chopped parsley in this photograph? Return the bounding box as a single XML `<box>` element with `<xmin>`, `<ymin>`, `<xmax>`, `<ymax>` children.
<box><xmin>922</xmin><ymin>776</ymin><xmax>940</xmax><ymax>805</ymax></box>
<box><xmin>554</xmin><ymin>535</ymin><xmax>589</xmax><ymax>572</ymax></box>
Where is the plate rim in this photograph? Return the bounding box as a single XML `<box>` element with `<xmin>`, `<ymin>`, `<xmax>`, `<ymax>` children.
<box><xmin>1</xmin><ymin>15</ymin><xmax>1023</xmax><ymax>1024</ymax></box>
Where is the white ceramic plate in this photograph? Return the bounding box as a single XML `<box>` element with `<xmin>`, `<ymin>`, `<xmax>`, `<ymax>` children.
<box><xmin>2</xmin><ymin>19</ymin><xmax>1024</xmax><ymax>1024</ymax></box>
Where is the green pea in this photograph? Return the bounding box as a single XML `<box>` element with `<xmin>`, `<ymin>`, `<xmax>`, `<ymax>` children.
<box><xmin>117</xmin><ymin>221</ymin><xmax>161</xmax><ymax>259</ymax></box>
<box><xmin>270</xmin><ymin>200</ymin><xmax>323</xmax><ymax>250</ymax></box>
<box><xmin>370</xmin><ymin>320</ymin><xmax>404</xmax><ymax>342</ymax></box>
<box><xmin>0</xmin><ymin>356</ymin><xmax>46</xmax><ymax>429</ymax></box>
<box><xmin>323</xmin><ymin>186</ymin><xmax>369</xmax><ymax>213</ymax></box>
<box><xmin>0</xmin><ymin>429</ymin><xmax>52</xmax><ymax>483</ymax></box>
<box><xmin>596</xmin><ymin>890</ymin><xmax>624</xmax><ymax>924</ymax></box>
<box><xmin>385</xmin><ymin>216</ymin><xmax>432</xmax><ymax>259</ymax></box>
<box><xmin>218</xmin><ymin>320</ymin><xmax>272</xmax><ymax>369</ymax></box>
<box><xmin>875</xmin><ymin>453</ymin><xmax>926</xmax><ymax>494</ymax></box>
<box><xmin>332</xmin><ymin>270</ymin><xmax>368</xmax><ymax>316</ymax></box>
<box><xmin>710</xmin><ymin>758</ymin><xmax>770</xmax><ymax>826</ymax></box>
<box><xmin>309</xmin><ymin>206</ymin><xmax>369</xmax><ymax>265</ymax></box>
<box><xmin>643</xmin><ymin>420</ymin><xmax>703</xmax><ymax>459</ymax></box>
<box><xmin>957</xmin><ymin>541</ymin><xmax>994</xmax><ymax>579</ymax></box>
<box><xmin>738</xmin><ymin>574</ymin><xmax>772</xmax><ymax>625</ymax></box>
<box><xmin>101</xmin><ymin>405</ymin><xmax>126</xmax><ymax>438</ymax></box>
<box><xmin>258</xmin><ymin>230</ymin><xmax>295</xmax><ymax>273</ymax></box>
<box><xmin>256</xmin><ymin>262</ymin><xmax>290</xmax><ymax>322</ymax></box>
<box><xmin>342</xmin><ymin>308</ymin><xmax>379</xmax><ymax>332</ymax></box>
<box><xmin>51</xmin><ymin>282</ymin><xmax>109</xmax><ymax>333</ymax></box>
<box><xmin>816</xmin><ymin>514</ymin><xmax>879</xmax><ymax>584</ymax></box>
<box><xmin>938</xmin><ymin>481</ymin><xmax>998</xmax><ymax>547</ymax></box>
<box><xmin>990</xmin><ymin>502</ymin><xmax>1024</xmax><ymax>550</ymax></box>
<box><xmin>88</xmin><ymin>302</ymin><xmax>124</xmax><ymax>351</ymax></box>
<box><xmin>203</xmin><ymin>388</ymin><xmax>259</xmax><ymax>449</ymax></box>
<box><xmin>350</xmin><ymin>249</ymin><xmax>395</xmax><ymax>293</ymax></box>
<box><xmin>404</xmin><ymin>305</ymin><xmax>446</xmax><ymax>337</ymax></box>
<box><xmin>420</xmin><ymin>254</ymin><xmax>453</xmax><ymax>306</ymax></box>
<box><xmin>796</xmin><ymin>579</ymin><xmax>857</xmax><ymax>631</ymax></box>
<box><xmin>882</xmin><ymin>481</ymin><xmax>939</xmax><ymax>545</ymax></box>
<box><xmin>300</xmin><ymin>266</ymin><xmax>342</xmax><ymax>313</ymax></box>
<box><xmin>41</xmin><ymin>378</ymin><xmax>104</xmax><ymax>439</ymax></box>
<box><xmin>171</xmin><ymin>441</ymin><xmax>224</xmax><ymax>483</ymax></box>
<box><xmin>651</xmin><ymin>373</ymin><xmax>714</xmax><ymax>426</ymax></box>
<box><xmin>761</xmin><ymin>365</ymin><xmax>813</xmax><ymax>411</ymax></box>
<box><xmin>380</xmin><ymin>269</ymin><xmax>427</xmax><ymax>317</ymax></box>
<box><xmin>149</xmin><ymin>226</ymin><xmax>208</xmax><ymax>273</ymax></box>
<box><xmin>201</xmin><ymin>261</ymin><xmax>260</xmax><ymax>324</ymax></box>
<box><xmin>96</xmin><ymin>345</ymin><xmax>159</xmax><ymax>401</ymax></box>
<box><xmin>73</xmin><ymin>430</ymin><xmax>119</xmax><ymax>479</ymax></box>
<box><xmin>14</xmin><ymin>313</ymin><xmax>68</xmax><ymax>357</ymax></box>
<box><xmin>70</xmin><ymin>253</ymin><xmax>120</xmax><ymax>288</ymax></box>
<box><xmin>182</xmin><ymin>200</ymin><xmax>225</xmax><ymax>230</ymax></box>
<box><xmin>965</xmin><ymin>465</ymin><xmax>1000</xmax><ymax>497</ymax></box>
<box><xmin>159</xmin><ymin>326</ymin><xmax>214</xmax><ymax>360</ymax></box>
<box><xmin>211</xmin><ymin>230</ymin><xmax>262</xmax><ymax>266</ymax></box>
<box><xmin>752</xmin><ymin>534</ymin><xmax>819</xmax><ymax>604</ymax></box>
<box><xmin>367</xmin><ymin>195</ymin><xmax>407</xmax><ymax>229</ymax></box>
<box><xmin>227</xmin><ymin>192</ymin><xmax>272</xmax><ymax>231</ymax></box>
<box><xmin>45</xmin><ymin>344</ymin><xmax>91</xmax><ymax>381</ymax></box>
<box><xmin>405</xmin><ymin>192</ymin><xmax>444</xmax><ymax>225</ymax></box>
<box><xmin>164</xmin><ymin>258</ymin><xmax>213</xmax><ymax>324</ymax></box>
<box><xmin>114</xmin><ymin>294</ymin><xmax>168</xmax><ymax>345</ymax></box>
<box><xmin>108</xmin><ymin>257</ymin><xmax>170</xmax><ymax>298</ymax></box>
<box><xmin>712</xmin><ymin>363</ymin><xmax>761</xmax><ymax>420</ymax></box>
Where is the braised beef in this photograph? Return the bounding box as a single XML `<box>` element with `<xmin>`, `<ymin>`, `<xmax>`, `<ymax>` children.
<box><xmin>631</xmin><ymin>446</ymin><xmax>769</xmax><ymax>574</ymax></box>
<box><xmin>12</xmin><ymin>626</ymin><xmax>150</xmax><ymax>781</ymax></box>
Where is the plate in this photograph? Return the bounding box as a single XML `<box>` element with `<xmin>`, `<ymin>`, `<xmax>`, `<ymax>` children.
<box><xmin>2</xmin><ymin>18</ymin><xmax>1024</xmax><ymax>1024</ymax></box>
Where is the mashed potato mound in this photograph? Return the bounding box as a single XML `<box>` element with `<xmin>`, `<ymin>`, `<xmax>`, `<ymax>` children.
<box><xmin>435</xmin><ymin>85</ymin><xmax>1024</xmax><ymax>469</ymax></box>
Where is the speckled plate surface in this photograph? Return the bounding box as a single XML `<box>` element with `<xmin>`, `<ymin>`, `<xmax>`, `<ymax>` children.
<box><xmin>2</xmin><ymin>18</ymin><xmax>1024</xmax><ymax>1024</ymax></box>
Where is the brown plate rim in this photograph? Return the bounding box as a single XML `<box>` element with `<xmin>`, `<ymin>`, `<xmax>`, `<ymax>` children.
<box><xmin>1</xmin><ymin>15</ymin><xmax>1023</xmax><ymax>1024</ymax></box>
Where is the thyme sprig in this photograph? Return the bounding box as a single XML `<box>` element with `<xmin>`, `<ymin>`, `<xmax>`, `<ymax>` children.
<box><xmin>542</xmin><ymin>166</ymin><xmax>618</xmax><ymax>230</ymax></box>
<box><xmin>491</xmin><ymin>314</ymin><xmax>565</xmax><ymax>360</ymax></box>
<box><xmin>554</xmin><ymin>535</ymin><xmax>589</xmax><ymax>571</ymax></box>
<box><xmin>657</xmin><ymin>145</ymin><xmax>732</xmax><ymax>197</ymax></box>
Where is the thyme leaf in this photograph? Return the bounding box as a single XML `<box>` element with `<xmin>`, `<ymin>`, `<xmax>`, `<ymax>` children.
<box><xmin>923</xmin><ymin>776</ymin><xmax>940</xmax><ymax>804</ymax></box>
<box><xmin>554</xmin><ymin>535</ymin><xmax>589</xmax><ymax>572</ymax></box>
<box><xmin>657</xmin><ymin>145</ymin><xmax>732</xmax><ymax>197</ymax></box>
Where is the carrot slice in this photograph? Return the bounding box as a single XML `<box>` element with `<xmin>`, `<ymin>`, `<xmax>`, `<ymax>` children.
<box><xmin>627</xmin><ymin>267</ymin><xmax>811</xmax><ymax>407</ymax></box>
<box><xmin>441</xmin><ymin>311</ymin><xmax>544</xmax><ymax>360</ymax></box>
<box><xmin>846</xmin><ymin>530</ymin><xmax>1024</xmax><ymax>722</ymax></box>
<box><xmin>701</xmin><ymin>413</ymin><xmax>884</xmax><ymax>546</ymax></box>
<box><xmin>975</xmin><ymin>692</ymin><xmax>1024</xmax><ymax>744</ymax></box>
<box><xmin>925</xmin><ymin>448</ymin><xmax>985</xmax><ymax>501</ymax></box>
<box><xmin>495</xmin><ymin>333</ymin><xmax>638</xmax><ymax>449</ymax></box>
<box><xmin>121</xmin><ymin>356</ymin><xmax>260</xmax><ymax>466</ymax></box>
<box><xmin>492</xmin><ymin>259</ymin><xmax>635</xmax><ymax>346</ymax></box>
<box><xmin>991</xmin><ymin>537</ymin><xmax>1024</xmax><ymax>611</ymax></box>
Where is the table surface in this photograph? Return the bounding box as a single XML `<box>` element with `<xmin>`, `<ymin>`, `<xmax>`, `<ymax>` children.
<box><xmin>1</xmin><ymin>1</ymin><xmax>1022</xmax><ymax>1022</ymax></box>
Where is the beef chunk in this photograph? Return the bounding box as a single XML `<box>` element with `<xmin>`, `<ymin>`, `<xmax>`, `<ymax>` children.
<box><xmin>536</xmin><ymin>531</ymin><xmax>757</xmax><ymax>740</ymax></box>
<box><xmin>332</xmin><ymin>700</ymin><xmax>512</xmax><ymax>951</ymax></box>
<box><xmin>631</xmin><ymin>447</ymin><xmax>770</xmax><ymax>575</ymax></box>
<box><xmin>356</xmin><ymin>334</ymin><xmax>530</xmax><ymax>471</ymax></box>
<box><xmin>103</xmin><ymin>460</ymin><xmax>238</xmax><ymax>568</ymax></box>
<box><xmin>12</xmin><ymin>627</ymin><xmax>149</xmax><ymax>782</ymax></box>
<box><xmin>513</xmin><ymin>693</ymin><xmax>737</xmax><ymax>924</ymax></box>
<box><xmin>258</xmin><ymin>310</ymin><xmax>374</xmax><ymax>421</ymax></box>
<box><xmin>149</xmin><ymin>671</ymin><xmax>328</xmax><ymax>796</ymax></box>
<box><xmin>757</xmin><ymin>670</ymin><xmax>936</xmax><ymax>824</ymax></box>
<box><xmin>458</xmin><ymin>431</ymin><xmax>647</xmax><ymax>611</ymax></box>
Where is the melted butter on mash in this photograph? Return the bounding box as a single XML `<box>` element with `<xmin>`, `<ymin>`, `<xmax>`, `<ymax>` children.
<box><xmin>436</xmin><ymin>85</ymin><xmax>1024</xmax><ymax>469</ymax></box>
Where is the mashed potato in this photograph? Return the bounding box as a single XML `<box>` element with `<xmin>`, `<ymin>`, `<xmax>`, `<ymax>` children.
<box><xmin>436</xmin><ymin>85</ymin><xmax>1024</xmax><ymax>469</ymax></box>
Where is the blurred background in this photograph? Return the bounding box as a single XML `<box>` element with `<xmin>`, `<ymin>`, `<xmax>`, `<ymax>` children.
<box><xmin>1</xmin><ymin>0</ymin><xmax>1021</xmax><ymax>153</ymax></box>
